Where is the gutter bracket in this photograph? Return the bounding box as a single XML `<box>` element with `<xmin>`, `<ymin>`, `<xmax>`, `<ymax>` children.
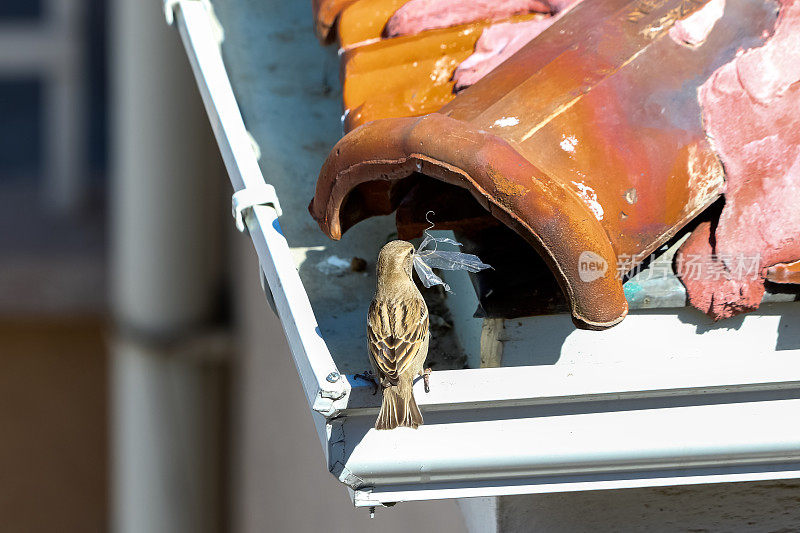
<box><xmin>312</xmin><ymin>385</ymin><xmax>348</xmax><ymax>416</ymax></box>
<box><xmin>232</xmin><ymin>184</ymin><xmax>283</xmax><ymax>232</ymax></box>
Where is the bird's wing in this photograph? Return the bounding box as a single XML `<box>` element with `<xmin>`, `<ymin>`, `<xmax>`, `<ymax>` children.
<box><xmin>367</xmin><ymin>296</ymin><xmax>428</xmax><ymax>385</ymax></box>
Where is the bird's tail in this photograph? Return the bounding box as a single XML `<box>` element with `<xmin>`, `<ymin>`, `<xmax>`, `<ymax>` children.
<box><xmin>375</xmin><ymin>378</ymin><xmax>422</xmax><ymax>430</ymax></box>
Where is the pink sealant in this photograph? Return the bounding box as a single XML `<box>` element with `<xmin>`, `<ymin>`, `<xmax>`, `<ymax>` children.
<box><xmin>452</xmin><ymin>0</ymin><xmax>582</xmax><ymax>89</ymax></box>
<box><xmin>677</xmin><ymin>0</ymin><xmax>800</xmax><ymax>319</ymax></box>
<box><xmin>384</xmin><ymin>0</ymin><xmax>551</xmax><ymax>38</ymax></box>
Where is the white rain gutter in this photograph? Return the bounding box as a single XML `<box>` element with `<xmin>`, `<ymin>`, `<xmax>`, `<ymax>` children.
<box><xmin>166</xmin><ymin>0</ymin><xmax>349</xmax><ymax>426</ymax></box>
<box><xmin>166</xmin><ymin>0</ymin><xmax>800</xmax><ymax>508</ymax></box>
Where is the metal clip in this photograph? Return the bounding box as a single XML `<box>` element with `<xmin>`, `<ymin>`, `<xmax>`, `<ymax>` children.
<box><xmin>164</xmin><ymin>0</ymin><xmax>224</xmax><ymax>44</ymax></box>
<box><xmin>232</xmin><ymin>184</ymin><xmax>282</xmax><ymax>232</ymax></box>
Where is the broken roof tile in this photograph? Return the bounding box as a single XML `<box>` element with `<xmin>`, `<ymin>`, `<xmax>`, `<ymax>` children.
<box><xmin>312</xmin><ymin>0</ymin><xmax>777</xmax><ymax>328</ymax></box>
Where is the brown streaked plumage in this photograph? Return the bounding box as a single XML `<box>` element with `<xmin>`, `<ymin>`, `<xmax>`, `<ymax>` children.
<box><xmin>368</xmin><ymin>240</ymin><xmax>430</xmax><ymax>430</ymax></box>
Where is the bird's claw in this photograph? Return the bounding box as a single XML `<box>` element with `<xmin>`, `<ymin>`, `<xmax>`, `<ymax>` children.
<box><xmin>354</xmin><ymin>370</ymin><xmax>379</xmax><ymax>395</ymax></box>
<box><xmin>423</xmin><ymin>367</ymin><xmax>432</xmax><ymax>393</ymax></box>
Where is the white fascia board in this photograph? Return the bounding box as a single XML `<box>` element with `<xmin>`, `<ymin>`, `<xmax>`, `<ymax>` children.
<box><xmin>354</xmin><ymin>468</ymin><xmax>800</xmax><ymax>507</ymax></box>
<box><xmin>340</xmin><ymin>391</ymin><xmax>800</xmax><ymax>506</ymax></box>
<box><xmin>169</xmin><ymin>0</ymin><xmax>800</xmax><ymax>507</ymax></box>
<box><xmin>339</xmin><ymin>305</ymin><xmax>800</xmax><ymax>505</ymax></box>
<box><xmin>338</xmin><ymin>348</ymin><xmax>800</xmax><ymax>505</ymax></box>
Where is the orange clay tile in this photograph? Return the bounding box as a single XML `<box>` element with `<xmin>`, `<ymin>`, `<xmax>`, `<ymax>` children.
<box><xmin>765</xmin><ymin>260</ymin><xmax>800</xmax><ymax>285</ymax></box>
<box><xmin>337</xmin><ymin>0</ymin><xmax>411</xmax><ymax>49</ymax></box>
<box><xmin>312</xmin><ymin>0</ymin><xmax>360</xmax><ymax>43</ymax></box>
<box><xmin>311</xmin><ymin>0</ymin><xmax>778</xmax><ymax>329</ymax></box>
<box><xmin>341</xmin><ymin>14</ymin><xmax>539</xmax><ymax>131</ymax></box>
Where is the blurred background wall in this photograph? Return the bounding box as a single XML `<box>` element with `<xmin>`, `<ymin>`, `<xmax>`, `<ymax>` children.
<box><xmin>0</xmin><ymin>0</ymin><xmax>107</xmax><ymax>531</ymax></box>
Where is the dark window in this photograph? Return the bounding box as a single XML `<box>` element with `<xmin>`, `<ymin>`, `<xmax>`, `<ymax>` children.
<box><xmin>0</xmin><ymin>0</ymin><xmax>42</xmax><ymax>20</ymax></box>
<box><xmin>0</xmin><ymin>79</ymin><xmax>43</xmax><ymax>183</ymax></box>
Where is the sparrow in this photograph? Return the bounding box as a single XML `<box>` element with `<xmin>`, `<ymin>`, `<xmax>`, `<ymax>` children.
<box><xmin>368</xmin><ymin>240</ymin><xmax>431</xmax><ymax>430</ymax></box>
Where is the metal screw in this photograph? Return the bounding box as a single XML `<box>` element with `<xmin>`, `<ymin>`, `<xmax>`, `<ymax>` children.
<box><xmin>326</xmin><ymin>372</ymin><xmax>340</xmax><ymax>383</ymax></box>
